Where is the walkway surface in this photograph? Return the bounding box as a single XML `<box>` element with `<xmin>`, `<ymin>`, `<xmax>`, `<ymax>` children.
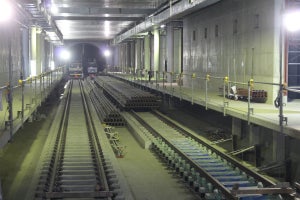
<box><xmin>113</xmin><ymin>73</ymin><xmax>300</xmax><ymax>139</ymax></box>
<box><xmin>116</xmin><ymin>127</ymin><xmax>199</xmax><ymax>200</ymax></box>
<box><xmin>0</xmin><ymin>88</ymin><xmax>200</xmax><ymax>200</ymax></box>
<box><xmin>0</xmin><ymin>72</ymin><xmax>63</xmax><ymax>148</ymax></box>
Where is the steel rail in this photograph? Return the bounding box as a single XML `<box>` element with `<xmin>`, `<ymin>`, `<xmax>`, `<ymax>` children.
<box><xmin>78</xmin><ymin>80</ymin><xmax>112</xmax><ymax>194</ymax></box>
<box><xmin>47</xmin><ymin>79</ymin><xmax>73</xmax><ymax>194</ymax></box>
<box><xmin>36</xmin><ymin>80</ymin><xmax>113</xmax><ymax>199</ymax></box>
<box><xmin>129</xmin><ymin>110</ymin><xmax>237</xmax><ymax>200</ymax></box>
<box><xmin>129</xmin><ymin>110</ymin><xmax>293</xmax><ymax>199</ymax></box>
<box><xmin>152</xmin><ymin>110</ymin><xmax>276</xmax><ymax>187</ymax></box>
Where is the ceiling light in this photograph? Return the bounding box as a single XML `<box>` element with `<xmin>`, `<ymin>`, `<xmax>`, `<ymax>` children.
<box><xmin>105</xmin><ymin>31</ymin><xmax>110</xmax><ymax>37</ymax></box>
<box><xmin>60</xmin><ymin>49</ymin><xmax>71</xmax><ymax>60</ymax></box>
<box><xmin>0</xmin><ymin>0</ymin><xmax>13</xmax><ymax>22</ymax></box>
<box><xmin>104</xmin><ymin>49</ymin><xmax>111</xmax><ymax>57</ymax></box>
<box><xmin>51</xmin><ymin>5</ymin><xmax>58</xmax><ymax>14</ymax></box>
<box><xmin>284</xmin><ymin>11</ymin><xmax>300</xmax><ymax>32</ymax></box>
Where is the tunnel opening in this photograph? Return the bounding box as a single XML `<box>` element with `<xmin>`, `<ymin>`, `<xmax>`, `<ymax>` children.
<box><xmin>54</xmin><ymin>43</ymin><xmax>107</xmax><ymax>76</ymax></box>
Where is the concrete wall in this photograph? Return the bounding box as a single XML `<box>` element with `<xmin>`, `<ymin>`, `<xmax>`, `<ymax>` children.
<box><xmin>182</xmin><ymin>0</ymin><xmax>281</xmax><ymax>103</ymax></box>
<box><xmin>0</xmin><ymin>23</ymin><xmax>57</xmax><ymax>87</ymax></box>
<box><xmin>0</xmin><ymin>24</ymin><xmax>22</xmax><ymax>86</ymax></box>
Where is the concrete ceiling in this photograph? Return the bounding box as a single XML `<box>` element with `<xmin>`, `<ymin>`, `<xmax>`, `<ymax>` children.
<box><xmin>49</xmin><ymin>0</ymin><xmax>169</xmax><ymax>42</ymax></box>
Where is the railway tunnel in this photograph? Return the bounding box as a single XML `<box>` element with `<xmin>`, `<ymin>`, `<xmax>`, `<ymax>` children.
<box><xmin>1</xmin><ymin>0</ymin><xmax>300</xmax><ymax>199</ymax></box>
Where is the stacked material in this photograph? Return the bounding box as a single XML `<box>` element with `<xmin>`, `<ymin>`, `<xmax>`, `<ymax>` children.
<box><xmin>84</xmin><ymin>80</ymin><xmax>126</xmax><ymax>126</ymax></box>
<box><xmin>95</xmin><ymin>76</ymin><xmax>160</xmax><ymax>110</ymax></box>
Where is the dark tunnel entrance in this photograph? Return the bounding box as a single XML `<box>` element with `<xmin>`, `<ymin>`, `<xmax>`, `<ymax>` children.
<box><xmin>55</xmin><ymin>43</ymin><xmax>107</xmax><ymax>76</ymax></box>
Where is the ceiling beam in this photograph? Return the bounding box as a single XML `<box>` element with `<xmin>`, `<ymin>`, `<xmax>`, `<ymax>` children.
<box><xmin>53</xmin><ymin>16</ymin><xmax>143</xmax><ymax>21</ymax></box>
<box><xmin>57</xmin><ymin>7</ymin><xmax>155</xmax><ymax>15</ymax></box>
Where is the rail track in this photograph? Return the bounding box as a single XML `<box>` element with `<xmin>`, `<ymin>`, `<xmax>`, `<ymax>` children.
<box><xmin>33</xmin><ymin>80</ymin><xmax>122</xmax><ymax>199</ymax></box>
<box><xmin>127</xmin><ymin>110</ymin><xmax>294</xmax><ymax>200</ymax></box>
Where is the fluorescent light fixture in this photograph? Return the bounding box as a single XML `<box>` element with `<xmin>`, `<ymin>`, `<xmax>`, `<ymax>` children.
<box><xmin>284</xmin><ymin>11</ymin><xmax>300</xmax><ymax>32</ymax></box>
<box><xmin>0</xmin><ymin>0</ymin><xmax>12</xmax><ymax>22</ymax></box>
<box><xmin>160</xmin><ymin>24</ymin><xmax>166</xmax><ymax>28</ymax></box>
<box><xmin>104</xmin><ymin>49</ymin><xmax>111</xmax><ymax>57</ymax></box>
<box><xmin>60</xmin><ymin>49</ymin><xmax>71</xmax><ymax>60</ymax></box>
<box><xmin>30</xmin><ymin>60</ymin><xmax>36</xmax><ymax>77</ymax></box>
<box><xmin>104</xmin><ymin>31</ymin><xmax>110</xmax><ymax>37</ymax></box>
<box><xmin>50</xmin><ymin>61</ymin><xmax>55</xmax><ymax>70</ymax></box>
<box><xmin>51</xmin><ymin>5</ymin><xmax>58</xmax><ymax>14</ymax></box>
<box><xmin>104</xmin><ymin>21</ymin><xmax>110</xmax><ymax>37</ymax></box>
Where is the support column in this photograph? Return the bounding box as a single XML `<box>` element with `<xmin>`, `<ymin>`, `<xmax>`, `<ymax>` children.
<box><xmin>159</xmin><ymin>33</ymin><xmax>167</xmax><ymax>72</ymax></box>
<box><xmin>36</xmin><ymin>28</ymin><xmax>42</xmax><ymax>75</ymax></box>
<box><xmin>249</xmin><ymin>124</ymin><xmax>260</xmax><ymax>145</ymax></box>
<box><xmin>174</xmin><ymin>28</ymin><xmax>182</xmax><ymax>74</ymax></box>
<box><xmin>30</xmin><ymin>27</ymin><xmax>37</xmax><ymax>76</ymax></box>
<box><xmin>130</xmin><ymin>41</ymin><xmax>135</xmax><ymax>73</ymax></box>
<box><xmin>153</xmin><ymin>29</ymin><xmax>160</xmax><ymax>72</ymax></box>
<box><xmin>272</xmin><ymin>131</ymin><xmax>286</xmax><ymax>162</ymax></box>
<box><xmin>22</xmin><ymin>28</ymin><xmax>29</xmax><ymax>78</ymax></box>
<box><xmin>135</xmin><ymin>39</ymin><xmax>142</xmax><ymax>72</ymax></box>
<box><xmin>167</xmin><ymin>23</ymin><xmax>174</xmax><ymax>82</ymax></box>
<box><xmin>232</xmin><ymin>118</ymin><xmax>242</xmax><ymax>150</ymax></box>
<box><xmin>144</xmin><ymin>34</ymin><xmax>150</xmax><ymax>70</ymax></box>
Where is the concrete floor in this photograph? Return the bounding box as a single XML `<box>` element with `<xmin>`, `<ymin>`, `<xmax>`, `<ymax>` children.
<box><xmin>116</xmin><ymin>127</ymin><xmax>199</xmax><ymax>200</ymax></box>
<box><xmin>0</xmin><ymin>103</ymin><xmax>201</xmax><ymax>200</ymax></box>
<box><xmin>0</xmin><ymin>103</ymin><xmax>57</xmax><ymax>200</ymax></box>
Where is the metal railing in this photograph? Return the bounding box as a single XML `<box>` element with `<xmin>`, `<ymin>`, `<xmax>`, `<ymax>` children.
<box><xmin>109</xmin><ymin>69</ymin><xmax>291</xmax><ymax>129</ymax></box>
<box><xmin>0</xmin><ymin>67</ymin><xmax>64</xmax><ymax>142</ymax></box>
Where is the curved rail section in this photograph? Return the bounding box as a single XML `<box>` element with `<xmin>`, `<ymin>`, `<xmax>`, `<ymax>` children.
<box><xmin>129</xmin><ymin>111</ymin><xmax>293</xmax><ymax>200</ymax></box>
<box><xmin>34</xmin><ymin>80</ymin><xmax>119</xmax><ymax>199</ymax></box>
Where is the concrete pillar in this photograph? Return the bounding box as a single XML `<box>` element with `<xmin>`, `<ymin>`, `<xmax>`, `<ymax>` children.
<box><xmin>144</xmin><ymin>34</ymin><xmax>150</xmax><ymax>70</ymax></box>
<box><xmin>30</xmin><ymin>27</ymin><xmax>37</xmax><ymax>76</ymax></box>
<box><xmin>123</xmin><ymin>43</ymin><xmax>129</xmax><ymax>73</ymax></box>
<box><xmin>130</xmin><ymin>41</ymin><xmax>135</xmax><ymax>72</ymax></box>
<box><xmin>135</xmin><ymin>39</ymin><xmax>141</xmax><ymax>72</ymax></box>
<box><xmin>174</xmin><ymin>28</ymin><xmax>182</xmax><ymax>74</ymax></box>
<box><xmin>249</xmin><ymin>124</ymin><xmax>260</xmax><ymax>145</ymax></box>
<box><xmin>232</xmin><ymin>117</ymin><xmax>242</xmax><ymax>142</ymax></box>
<box><xmin>36</xmin><ymin>28</ymin><xmax>42</xmax><ymax>75</ymax></box>
<box><xmin>166</xmin><ymin>23</ymin><xmax>174</xmax><ymax>79</ymax></box>
<box><xmin>153</xmin><ymin>29</ymin><xmax>160</xmax><ymax>72</ymax></box>
<box><xmin>159</xmin><ymin>34</ymin><xmax>167</xmax><ymax>72</ymax></box>
<box><xmin>272</xmin><ymin>131</ymin><xmax>286</xmax><ymax>162</ymax></box>
<box><xmin>49</xmin><ymin>43</ymin><xmax>54</xmax><ymax>70</ymax></box>
<box><xmin>22</xmin><ymin>28</ymin><xmax>29</xmax><ymax>78</ymax></box>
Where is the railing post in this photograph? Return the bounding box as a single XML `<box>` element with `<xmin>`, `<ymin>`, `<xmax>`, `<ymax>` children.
<box><xmin>156</xmin><ymin>71</ymin><xmax>158</xmax><ymax>89</ymax></box>
<box><xmin>163</xmin><ymin>71</ymin><xmax>165</xmax><ymax>91</ymax></box>
<box><xmin>247</xmin><ymin>79</ymin><xmax>254</xmax><ymax>124</ymax></box>
<box><xmin>179</xmin><ymin>73</ymin><xmax>182</xmax><ymax>100</ymax></box>
<box><xmin>192</xmin><ymin>73</ymin><xmax>195</xmax><ymax>104</ymax></box>
<box><xmin>205</xmin><ymin>74</ymin><xmax>210</xmax><ymax>110</ymax></box>
<box><xmin>21</xmin><ymin>79</ymin><xmax>24</xmax><ymax>125</ymax></box>
<box><xmin>34</xmin><ymin>77</ymin><xmax>37</xmax><ymax>104</ymax></box>
<box><xmin>170</xmin><ymin>72</ymin><xmax>173</xmax><ymax>96</ymax></box>
<box><xmin>223</xmin><ymin>76</ymin><xmax>229</xmax><ymax>116</ymax></box>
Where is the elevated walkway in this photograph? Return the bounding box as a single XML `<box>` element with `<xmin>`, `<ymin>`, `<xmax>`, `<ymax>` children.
<box><xmin>111</xmin><ymin>73</ymin><xmax>300</xmax><ymax>140</ymax></box>
<box><xmin>0</xmin><ymin>71</ymin><xmax>64</xmax><ymax>148</ymax></box>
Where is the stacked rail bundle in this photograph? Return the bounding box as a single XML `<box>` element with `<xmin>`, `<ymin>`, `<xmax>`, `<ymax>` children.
<box><xmin>84</xmin><ymin>80</ymin><xmax>126</xmax><ymax>126</ymax></box>
<box><xmin>237</xmin><ymin>88</ymin><xmax>268</xmax><ymax>103</ymax></box>
<box><xmin>95</xmin><ymin>76</ymin><xmax>160</xmax><ymax>110</ymax></box>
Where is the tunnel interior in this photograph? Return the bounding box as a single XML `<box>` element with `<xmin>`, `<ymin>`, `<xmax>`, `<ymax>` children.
<box><xmin>55</xmin><ymin>43</ymin><xmax>107</xmax><ymax>76</ymax></box>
